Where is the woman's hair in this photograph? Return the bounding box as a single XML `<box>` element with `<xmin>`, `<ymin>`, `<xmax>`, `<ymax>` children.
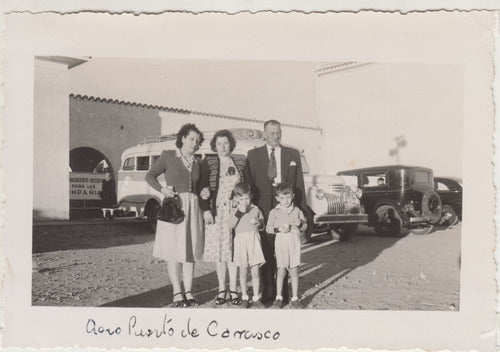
<box><xmin>232</xmin><ymin>182</ymin><xmax>252</xmax><ymax>198</ymax></box>
<box><xmin>210</xmin><ymin>129</ymin><xmax>236</xmax><ymax>153</ymax></box>
<box><xmin>275</xmin><ymin>183</ymin><xmax>294</xmax><ymax>196</ymax></box>
<box><xmin>175</xmin><ymin>123</ymin><xmax>204</xmax><ymax>149</ymax></box>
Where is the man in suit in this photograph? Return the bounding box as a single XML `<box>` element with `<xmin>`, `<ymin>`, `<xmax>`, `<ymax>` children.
<box><xmin>246</xmin><ymin>120</ymin><xmax>310</xmax><ymax>303</ymax></box>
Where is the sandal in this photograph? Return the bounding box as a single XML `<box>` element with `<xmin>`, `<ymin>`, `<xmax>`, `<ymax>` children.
<box><xmin>184</xmin><ymin>291</ymin><xmax>199</xmax><ymax>307</ymax></box>
<box><xmin>228</xmin><ymin>291</ymin><xmax>241</xmax><ymax>306</ymax></box>
<box><xmin>214</xmin><ymin>290</ymin><xmax>227</xmax><ymax>305</ymax></box>
<box><xmin>172</xmin><ymin>292</ymin><xmax>188</xmax><ymax>308</ymax></box>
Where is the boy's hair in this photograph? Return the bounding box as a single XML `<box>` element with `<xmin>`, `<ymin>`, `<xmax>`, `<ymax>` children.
<box><xmin>275</xmin><ymin>183</ymin><xmax>294</xmax><ymax>196</ymax></box>
<box><xmin>232</xmin><ymin>182</ymin><xmax>252</xmax><ymax>198</ymax></box>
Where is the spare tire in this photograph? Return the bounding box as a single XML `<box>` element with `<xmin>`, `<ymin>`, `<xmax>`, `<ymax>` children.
<box><xmin>421</xmin><ymin>191</ymin><xmax>442</xmax><ymax>224</ymax></box>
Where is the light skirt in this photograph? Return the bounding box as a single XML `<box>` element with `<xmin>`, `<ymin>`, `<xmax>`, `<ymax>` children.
<box><xmin>153</xmin><ymin>192</ymin><xmax>204</xmax><ymax>263</ymax></box>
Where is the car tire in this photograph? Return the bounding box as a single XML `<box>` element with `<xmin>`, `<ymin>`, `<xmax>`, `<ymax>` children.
<box><xmin>440</xmin><ymin>205</ymin><xmax>458</xmax><ymax>226</ymax></box>
<box><xmin>422</xmin><ymin>191</ymin><xmax>442</xmax><ymax>224</ymax></box>
<box><xmin>332</xmin><ymin>224</ymin><xmax>358</xmax><ymax>242</ymax></box>
<box><xmin>374</xmin><ymin>205</ymin><xmax>403</xmax><ymax>237</ymax></box>
<box><xmin>145</xmin><ymin>199</ymin><xmax>160</xmax><ymax>233</ymax></box>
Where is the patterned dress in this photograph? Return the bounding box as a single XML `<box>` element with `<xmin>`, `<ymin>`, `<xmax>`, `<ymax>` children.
<box><xmin>203</xmin><ymin>156</ymin><xmax>241</xmax><ymax>262</ymax></box>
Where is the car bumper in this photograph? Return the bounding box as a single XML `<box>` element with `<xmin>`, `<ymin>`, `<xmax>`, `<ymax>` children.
<box><xmin>314</xmin><ymin>213</ymin><xmax>369</xmax><ymax>224</ymax></box>
<box><xmin>408</xmin><ymin>216</ymin><xmax>430</xmax><ymax>224</ymax></box>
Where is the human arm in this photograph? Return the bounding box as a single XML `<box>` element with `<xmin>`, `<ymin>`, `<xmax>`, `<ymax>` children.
<box><xmin>265</xmin><ymin>209</ymin><xmax>277</xmax><ymax>234</ymax></box>
<box><xmin>145</xmin><ymin>151</ymin><xmax>176</xmax><ymax>197</ymax></box>
<box><xmin>199</xmin><ymin>158</ymin><xmax>212</xmax><ymax>210</ymax></box>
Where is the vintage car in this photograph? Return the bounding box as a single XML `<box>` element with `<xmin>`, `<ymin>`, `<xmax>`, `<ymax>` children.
<box><xmin>337</xmin><ymin>165</ymin><xmax>443</xmax><ymax>236</ymax></box>
<box><xmin>116</xmin><ymin>128</ymin><xmax>368</xmax><ymax>241</ymax></box>
<box><xmin>434</xmin><ymin>177</ymin><xmax>462</xmax><ymax>226</ymax></box>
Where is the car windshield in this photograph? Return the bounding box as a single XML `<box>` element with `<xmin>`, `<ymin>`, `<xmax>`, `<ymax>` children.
<box><xmin>341</xmin><ymin>175</ymin><xmax>358</xmax><ymax>188</ymax></box>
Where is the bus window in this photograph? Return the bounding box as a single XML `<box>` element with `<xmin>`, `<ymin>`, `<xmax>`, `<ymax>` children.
<box><xmin>123</xmin><ymin>157</ymin><xmax>135</xmax><ymax>171</ymax></box>
<box><xmin>137</xmin><ymin>156</ymin><xmax>150</xmax><ymax>171</ymax></box>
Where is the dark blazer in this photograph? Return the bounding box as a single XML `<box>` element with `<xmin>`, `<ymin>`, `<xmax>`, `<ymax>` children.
<box><xmin>199</xmin><ymin>154</ymin><xmax>248</xmax><ymax>216</ymax></box>
<box><xmin>246</xmin><ymin>145</ymin><xmax>307</xmax><ymax>219</ymax></box>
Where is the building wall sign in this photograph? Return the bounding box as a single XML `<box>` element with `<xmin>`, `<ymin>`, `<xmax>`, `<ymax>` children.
<box><xmin>69</xmin><ymin>172</ymin><xmax>105</xmax><ymax>200</ymax></box>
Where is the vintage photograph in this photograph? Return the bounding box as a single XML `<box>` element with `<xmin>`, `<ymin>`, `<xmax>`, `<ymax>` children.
<box><xmin>32</xmin><ymin>58</ymin><xmax>462</xmax><ymax>311</ymax></box>
<box><xmin>3</xmin><ymin>10</ymin><xmax>495</xmax><ymax>351</ymax></box>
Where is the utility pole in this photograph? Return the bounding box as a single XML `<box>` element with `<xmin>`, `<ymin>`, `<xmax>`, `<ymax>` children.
<box><xmin>389</xmin><ymin>135</ymin><xmax>407</xmax><ymax>164</ymax></box>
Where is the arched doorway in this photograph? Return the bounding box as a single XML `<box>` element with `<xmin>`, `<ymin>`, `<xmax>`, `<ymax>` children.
<box><xmin>69</xmin><ymin>147</ymin><xmax>115</xmax><ymax>219</ymax></box>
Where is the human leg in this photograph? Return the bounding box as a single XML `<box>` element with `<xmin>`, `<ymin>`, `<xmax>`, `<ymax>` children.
<box><xmin>289</xmin><ymin>267</ymin><xmax>302</xmax><ymax>309</ymax></box>
<box><xmin>239</xmin><ymin>264</ymin><xmax>249</xmax><ymax>307</ymax></box>
<box><xmin>228</xmin><ymin>262</ymin><xmax>240</xmax><ymax>305</ymax></box>
<box><xmin>214</xmin><ymin>261</ymin><xmax>228</xmax><ymax>304</ymax></box>
<box><xmin>167</xmin><ymin>262</ymin><xmax>187</xmax><ymax>307</ymax></box>
<box><xmin>182</xmin><ymin>262</ymin><xmax>199</xmax><ymax>306</ymax></box>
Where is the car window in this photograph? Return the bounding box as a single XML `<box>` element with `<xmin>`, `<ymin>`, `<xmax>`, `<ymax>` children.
<box><xmin>361</xmin><ymin>172</ymin><xmax>387</xmax><ymax>188</ymax></box>
<box><xmin>136</xmin><ymin>156</ymin><xmax>150</xmax><ymax>171</ymax></box>
<box><xmin>414</xmin><ymin>170</ymin><xmax>431</xmax><ymax>184</ymax></box>
<box><xmin>435</xmin><ymin>181</ymin><xmax>450</xmax><ymax>191</ymax></box>
<box><xmin>123</xmin><ymin>157</ymin><xmax>135</xmax><ymax>171</ymax></box>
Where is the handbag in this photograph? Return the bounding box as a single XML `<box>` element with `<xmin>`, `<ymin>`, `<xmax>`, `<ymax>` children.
<box><xmin>157</xmin><ymin>196</ymin><xmax>185</xmax><ymax>224</ymax></box>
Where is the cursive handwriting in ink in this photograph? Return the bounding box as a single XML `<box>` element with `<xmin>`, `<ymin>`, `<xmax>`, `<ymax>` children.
<box><xmin>206</xmin><ymin>320</ymin><xmax>280</xmax><ymax>340</ymax></box>
<box><xmin>180</xmin><ymin>318</ymin><xmax>199</xmax><ymax>338</ymax></box>
<box><xmin>86</xmin><ymin>319</ymin><xmax>121</xmax><ymax>336</ymax></box>
<box><xmin>128</xmin><ymin>314</ymin><xmax>174</xmax><ymax>338</ymax></box>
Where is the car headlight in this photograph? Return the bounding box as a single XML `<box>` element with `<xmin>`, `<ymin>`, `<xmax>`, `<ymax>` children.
<box><xmin>315</xmin><ymin>189</ymin><xmax>325</xmax><ymax>200</ymax></box>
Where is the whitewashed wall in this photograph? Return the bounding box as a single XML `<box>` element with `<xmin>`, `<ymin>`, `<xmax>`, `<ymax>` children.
<box><xmin>33</xmin><ymin>59</ymin><xmax>70</xmax><ymax>219</ymax></box>
<box><xmin>318</xmin><ymin>63</ymin><xmax>463</xmax><ymax>177</ymax></box>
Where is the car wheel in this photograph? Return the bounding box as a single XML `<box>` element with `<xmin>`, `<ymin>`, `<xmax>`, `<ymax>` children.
<box><xmin>440</xmin><ymin>205</ymin><xmax>458</xmax><ymax>226</ymax></box>
<box><xmin>410</xmin><ymin>225</ymin><xmax>434</xmax><ymax>235</ymax></box>
<box><xmin>145</xmin><ymin>200</ymin><xmax>160</xmax><ymax>233</ymax></box>
<box><xmin>422</xmin><ymin>191</ymin><xmax>442</xmax><ymax>224</ymax></box>
<box><xmin>331</xmin><ymin>224</ymin><xmax>358</xmax><ymax>242</ymax></box>
<box><xmin>374</xmin><ymin>205</ymin><xmax>403</xmax><ymax>237</ymax></box>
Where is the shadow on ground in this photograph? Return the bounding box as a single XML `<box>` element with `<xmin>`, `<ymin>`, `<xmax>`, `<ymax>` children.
<box><xmin>101</xmin><ymin>226</ymin><xmax>404</xmax><ymax>309</ymax></box>
<box><xmin>33</xmin><ymin>221</ymin><xmax>154</xmax><ymax>253</ymax></box>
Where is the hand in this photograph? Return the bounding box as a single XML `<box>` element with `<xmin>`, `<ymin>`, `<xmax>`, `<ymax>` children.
<box><xmin>161</xmin><ymin>187</ymin><xmax>176</xmax><ymax>198</ymax></box>
<box><xmin>293</xmin><ymin>219</ymin><xmax>302</xmax><ymax>227</ymax></box>
<box><xmin>200</xmin><ymin>187</ymin><xmax>210</xmax><ymax>200</ymax></box>
<box><xmin>250</xmin><ymin>216</ymin><xmax>260</xmax><ymax>225</ymax></box>
<box><xmin>203</xmin><ymin>211</ymin><xmax>214</xmax><ymax>225</ymax></box>
<box><xmin>280</xmin><ymin>224</ymin><xmax>291</xmax><ymax>233</ymax></box>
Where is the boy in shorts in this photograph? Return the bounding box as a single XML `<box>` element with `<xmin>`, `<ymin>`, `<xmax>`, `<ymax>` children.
<box><xmin>227</xmin><ymin>182</ymin><xmax>266</xmax><ymax>308</ymax></box>
<box><xmin>266</xmin><ymin>183</ymin><xmax>307</xmax><ymax>308</ymax></box>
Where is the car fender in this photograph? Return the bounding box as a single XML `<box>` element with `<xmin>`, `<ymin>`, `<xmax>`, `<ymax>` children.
<box><xmin>371</xmin><ymin>199</ymin><xmax>410</xmax><ymax>224</ymax></box>
<box><xmin>117</xmin><ymin>194</ymin><xmax>162</xmax><ymax>217</ymax></box>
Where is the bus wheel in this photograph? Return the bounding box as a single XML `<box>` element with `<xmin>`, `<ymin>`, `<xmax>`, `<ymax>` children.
<box><xmin>145</xmin><ymin>200</ymin><xmax>160</xmax><ymax>233</ymax></box>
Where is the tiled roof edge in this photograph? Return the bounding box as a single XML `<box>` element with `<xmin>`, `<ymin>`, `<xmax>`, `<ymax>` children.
<box><xmin>70</xmin><ymin>93</ymin><xmax>321</xmax><ymax>131</ymax></box>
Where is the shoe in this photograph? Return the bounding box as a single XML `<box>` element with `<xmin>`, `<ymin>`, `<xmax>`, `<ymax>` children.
<box><xmin>241</xmin><ymin>297</ymin><xmax>250</xmax><ymax>308</ymax></box>
<box><xmin>228</xmin><ymin>291</ymin><xmax>241</xmax><ymax>306</ymax></box>
<box><xmin>172</xmin><ymin>292</ymin><xmax>188</xmax><ymax>308</ymax></box>
<box><xmin>184</xmin><ymin>291</ymin><xmax>199</xmax><ymax>307</ymax></box>
<box><xmin>214</xmin><ymin>291</ymin><xmax>227</xmax><ymax>305</ymax></box>
<box><xmin>271</xmin><ymin>299</ymin><xmax>283</xmax><ymax>309</ymax></box>
<box><xmin>251</xmin><ymin>299</ymin><xmax>265</xmax><ymax>308</ymax></box>
<box><xmin>290</xmin><ymin>299</ymin><xmax>303</xmax><ymax>309</ymax></box>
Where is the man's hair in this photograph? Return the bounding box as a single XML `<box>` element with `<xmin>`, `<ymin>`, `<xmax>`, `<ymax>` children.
<box><xmin>232</xmin><ymin>182</ymin><xmax>252</xmax><ymax>198</ymax></box>
<box><xmin>275</xmin><ymin>183</ymin><xmax>294</xmax><ymax>196</ymax></box>
<box><xmin>175</xmin><ymin>123</ymin><xmax>204</xmax><ymax>149</ymax></box>
<box><xmin>264</xmin><ymin>120</ymin><xmax>281</xmax><ymax>130</ymax></box>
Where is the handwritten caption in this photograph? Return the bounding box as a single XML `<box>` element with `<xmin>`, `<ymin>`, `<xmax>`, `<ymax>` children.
<box><xmin>86</xmin><ymin>315</ymin><xmax>281</xmax><ymax>341</ymax></box>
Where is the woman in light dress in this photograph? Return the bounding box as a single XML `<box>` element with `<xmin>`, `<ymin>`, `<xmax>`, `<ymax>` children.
<box><xmin>200</xmin><ymin>129</ymin><xmax>248</xmax><ymax>306</ymax></box>
<box><xmin>145</xmin><ymin>123</ymin><xmax>205</xmax><ymax>307</ymax></box>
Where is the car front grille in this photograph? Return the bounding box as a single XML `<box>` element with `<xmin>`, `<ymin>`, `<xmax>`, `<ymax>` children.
<box><xmin>325</xmin><ymin>193</ymin><xmax>345</xmax><ymax>214</ymax></box>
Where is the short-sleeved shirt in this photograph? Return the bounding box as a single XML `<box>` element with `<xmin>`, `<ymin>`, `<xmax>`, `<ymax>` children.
<box><xmin>227</xmin><ymin>205</ymin><xmax>265</xmax><ymax>234</ymax></box>
<box><xmin>266</xmin><ymin>205</ymin><xmax>307</xmax><ymax>234</ymax></box>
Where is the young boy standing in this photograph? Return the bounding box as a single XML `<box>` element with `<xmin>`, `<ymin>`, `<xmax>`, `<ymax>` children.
<box><xmin>227</xmin><ymin>182</ymin><xmax>266</xmax><ymax>308</ymax></box>
<box><xmin>266</xmin><ymin>183</ymin><xmax>307</xmax><ymax>308</ymax></box>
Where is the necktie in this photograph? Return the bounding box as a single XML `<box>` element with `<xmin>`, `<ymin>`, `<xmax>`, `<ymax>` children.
<box><xmin>268</xmin><ymin>147</ymin><xmax>277</xmax><ymax>181</ymax></box>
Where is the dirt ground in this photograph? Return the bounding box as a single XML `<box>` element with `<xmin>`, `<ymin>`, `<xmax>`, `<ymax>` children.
<box><xmin>32</xmin><ymin>220</ymin><xmax>460</xmax><ymax>310</ymax></box>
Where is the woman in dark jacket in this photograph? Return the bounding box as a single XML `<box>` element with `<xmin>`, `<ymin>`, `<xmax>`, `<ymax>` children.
<box><xmin>145</xmin><ymin>123</ymin><xmax>204</xmax><ymax>307</ymax></box>
<box><xmin>200</xmin><ymin>129</ymin><xmax>248</xmax><ymax>305</ymax></box>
